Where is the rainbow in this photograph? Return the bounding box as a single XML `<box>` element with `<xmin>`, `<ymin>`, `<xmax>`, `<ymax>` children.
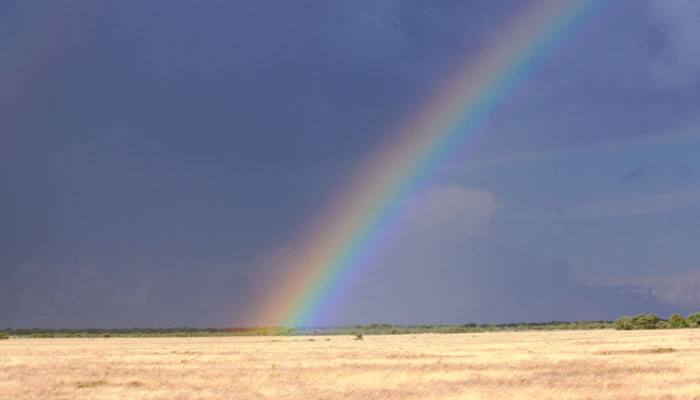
<box><xmin>253</xmin><ymin>0</ymin><xmax>604</xmax><ymax>327</ymax></box>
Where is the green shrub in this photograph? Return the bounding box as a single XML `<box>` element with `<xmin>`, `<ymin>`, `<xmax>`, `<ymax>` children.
<box><xmin>655</xmin><ymin>320</ymin><xmax>668</xmax><ymax>329</ymax></box>
<box><xmin>615</xmin><ymin>314</ymin><xmax>662</xmax><ymax>330</ymax></box>
<box><xmin>0</xmin><ymin>331</ymin><xmax>9</xmax><ymax>340</ymax></box>
<box><xmin>668</xmin><ymin>314</ymin><xmax>688</xmax><ymax>329</ymax></box>
<box><xmin>614</xmin><ymin>316</ymin><xmax>634</xmax><ymax>330</ymax></box>
<box><xmin>687</xmin><ymin>312</ymin><xmax>700</xmax><ymax>328</ymax></box>
<box><xmin>631</xmin><ymin>314</ymin><xmax>661</xmax><ymax>330</ymax></box>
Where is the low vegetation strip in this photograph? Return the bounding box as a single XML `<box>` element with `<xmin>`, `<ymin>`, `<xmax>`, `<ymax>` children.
<box><xmin>1</xmin><ymin>312</ymin><xmax>699</xmax><ymax>339</ymax></box>
<box><xmin>2</xmin><ymin>321</ymin><xmax>614</xmax><ymax>338</ymax></box>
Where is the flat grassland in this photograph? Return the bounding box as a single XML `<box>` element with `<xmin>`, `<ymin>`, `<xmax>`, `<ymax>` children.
<box><xmin>2</xmin><ymin>329</ymin><xmax>700</xmax><ymax>399</ymax></box>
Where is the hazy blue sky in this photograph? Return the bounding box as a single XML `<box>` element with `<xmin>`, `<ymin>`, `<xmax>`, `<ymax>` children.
<box><xmin>2</xmin><ymin>0</ymin><xmax>700</xmax><ymax>327</ymax></box>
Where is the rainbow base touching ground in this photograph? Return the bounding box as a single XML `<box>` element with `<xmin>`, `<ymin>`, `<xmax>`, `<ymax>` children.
<box><xmin>251</xmin><ymin>0</ymin><xmax>604</xmax><ymax>327</ymax></box>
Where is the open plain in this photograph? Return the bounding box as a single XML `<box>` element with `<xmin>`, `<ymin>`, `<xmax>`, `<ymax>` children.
<box><xmin>2</xmin><ymin>329</ymin><xmax>700</xmax><ymax>399</ymax></box>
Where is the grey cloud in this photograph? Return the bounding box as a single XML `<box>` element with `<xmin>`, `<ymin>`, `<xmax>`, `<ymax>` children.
<box><xmin>618</xmin><ymin>269</ymin><xmax>700</xmax><ymax>311</ymax></box>
<box><xmin>620</xmin><ymin>162</ymin><xmax>653</xmax><ymax>183</ymax></box>
<box><xmin>457</xmin><ymin>120</ymin><xmax>700</xmax><ymax>170</ymax></box>
<box><xmin>473</xmin><ymin>257</ymin><xmax>666</xmax><ymax>322</ymax></box>
<box><xmin>0</xmin><ymin>258</ymin><xmax>251</xmax><ymax>328</ymax></box>
<box><xmin>333</xmin><ymin>244</ymin><xmax>667</xmax><ymax>325</ymax></box>
<box><xmin>316</xmin><ymin>188</ymin><xmax>665</xmax><ymax>325</ymax></box>
<box><xmin>648</xmin><ymin>0</ymin><xmax>700</xmax><ymax>87</ymax></box>
<box><xmin>401</xmin><ymin>186</ymin><xmax>503</xmax><ymax>236</ymax></box>
<box><xmin>572</xmin><ymin>188</ymin><xmax>700</xmax><ymax>217</ymax></box>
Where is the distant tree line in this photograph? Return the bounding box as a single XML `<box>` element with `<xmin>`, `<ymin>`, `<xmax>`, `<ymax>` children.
<box><xmin>0</xmin><ymin>321</ymin><xmax>614</xmax><ymax>338</ymax></box>
<box><xmin>1</xmin><ymin>313</ymin><xmax>698</xmax><ymax>339</ymax></box>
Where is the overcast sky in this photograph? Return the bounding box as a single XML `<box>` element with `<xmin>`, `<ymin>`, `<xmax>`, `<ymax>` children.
<box><xmin>2</xmin><ymin>0</ymin><xmax>700</xmax><ymax>328</ymax></box>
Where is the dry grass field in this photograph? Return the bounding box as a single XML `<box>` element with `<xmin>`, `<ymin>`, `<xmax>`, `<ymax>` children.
<box><xmin>2</xmin><ymin>329</ymin><xmax>700</xmax><ymax>399</ymax></box>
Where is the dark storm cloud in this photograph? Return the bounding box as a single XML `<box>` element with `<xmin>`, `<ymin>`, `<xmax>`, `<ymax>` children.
<box><xmin>0</xmin><ymin>257</ymin><xmax>251</xmax><ymax>328</ymax></box>
<box><xmin>326</xmin><ymin>191</ymin><xmax>668</xmax><ymax>325</ymax></box>
<box><xmin>2</xmin><ymin>0</ymin><xmax>699</xmax><ymax>327</ymax></box>
<box><xmin>0</xmin><ymin>0</ymin><xmax>513</xmax><ymax>327</ymax></box>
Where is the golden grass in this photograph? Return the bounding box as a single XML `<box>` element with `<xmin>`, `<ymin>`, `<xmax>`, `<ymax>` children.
<box><xmin>2</xmin><ymin>329</ymin><xmax>700</xmax><ymax>399</ymax></box>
